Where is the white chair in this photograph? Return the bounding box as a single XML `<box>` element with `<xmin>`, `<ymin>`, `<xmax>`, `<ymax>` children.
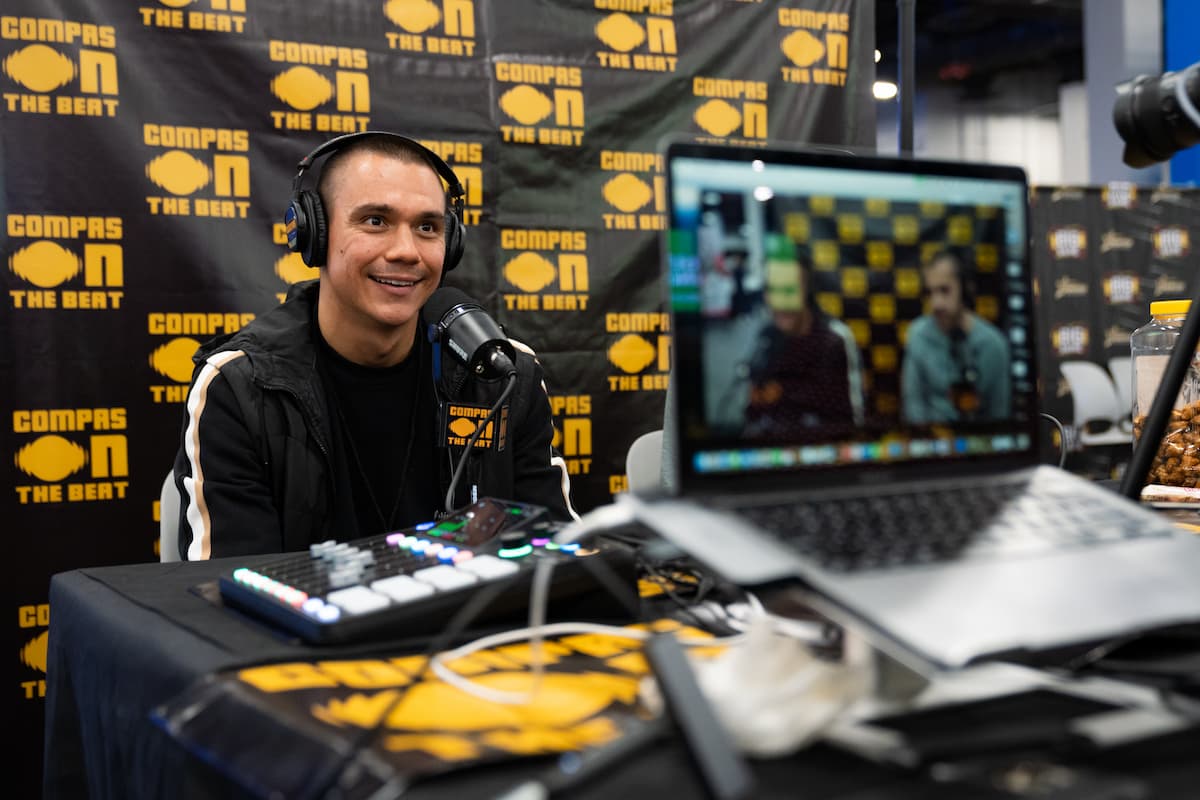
<box><xmin>1058</xmin><ymin>360</ymin><xmax>1132</xmax><ymax>447</ymax></box>
<box><xmin>625</xmin><ymin>429</ymin><xmax>665</xmax><ymax>494</ymax></box>
<box><xmin>159</xmin><ymin>470</ymin><xmax>181</xmax><ymax>562</ymax></box>
<box><xmin>1107</xmin><ymin>356</ymin><xmax>1134</xmax><ymax>432</ymax></box>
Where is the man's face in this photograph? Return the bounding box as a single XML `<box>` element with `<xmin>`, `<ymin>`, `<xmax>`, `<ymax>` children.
<box><xmin>765</xmin><ymin>258</ymin><xmax>805</xmax><ymax>312</ymax></box>
<box><xmin>318</xmin><ymin>149</ymin><xmax>447</xmax><ymax>362</ymax></box>
<box><xmin>922</xmin><ymin>257</ymin><xmax>965</xmax><ymax>333</ymax></box>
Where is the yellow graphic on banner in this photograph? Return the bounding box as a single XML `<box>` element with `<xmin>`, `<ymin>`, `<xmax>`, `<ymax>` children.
<box><xmin>606</xmin><ymin>313</ymin><xmax>670</xmax><ymax>392</ymax></box>
<box><xmin>777</xmin><ymin>8</ymin><xmax>849</xmax><ymax>86</ymax></box>
<box><xmin>1153</xmin><ymin>226</ymin><xmax>1190</xmax><ymax>258</ymax></box>
<box><xmin>271</xmin><ymin>224</ymin><xmax>321</xmax><ymax>300</ymax></box>
<box><xmin>384</xmin><ymin>0</ymin><xmax>477</xmax><ymax>57</ymax></box>
<box><xmin>1102</xmin><ymin>273</ymin><xmax>1138</xmax><ymax>305</ymax></box>
<box><xmin>691</xmin><ymin>77</ymin><xmax>767</xmax><ymax>141</ymax></box>
<box><xmin>594</xmin><ymin>11</ymin><xmax>677</xmax><ymax>72</ymax></box>
<box><xmin>7</xmin><ymin>215</ymin><xmax>124</xmax><ymax>310</ymax></box>
<box><xmin>1</xmin><ymin>16</ymin><xmax>118</xmax><ymax>117</ymax></box>
<box><xmin>12</xmin><ymin>408</ymin><xmax>129</xmax><ymax>504</ymax></box>
<box><xmin>551</xmin><ymin>395</ymin><xmax>592</xmax><ymax>477</ymax></box>
<box><xmin>1048</xmin><ymin>226</ymin><xmax>1087</xmax><ymax>260</ymax></box>
<box><xmin>147</xmin><ymin>313</ymin><xmax>253</xmax><ymax>402</ymax></box>
<box><xmin>143</xmin><ymin>123</ymin><xmax>252</xmax><ymax>218</ymax></box>
<box><xmin>500</xmin><ymin>228</ymin><xmax>589</xmax><ymax>312</ymax></box>
<box><xmin>139</xmin><ymin>0</ymin><xmax>248</xmax><ymax>33</ymax></box>
<box><xmin>18</xmin><ymin>603</ymin><xmax>49</xmax><ymax>700</ymax></box>
<box><xmin>149</xmin><ymin>337</ymin><xmax>203</xmax><ymax>383</ymax></box>
<box><xmin>419</xmin><ymin>139</ymin><xmax>484</xmax><ymax>224</ymax></box>
<box><xmin>233</xmin><ymin>620</ymin><xmax>713</xmax><ymax>771</ymax></box>
<box><xmin>268</xmin><ymin>40</ymin><xmax>370</xmax><ymax>133</ymax></box>
<box><xmin>1051</xmin><ymin>323</ymin><xmax>1089</xmax><ymax>357</ymax></box>
<box><xmin>600</xmin><ymin>151</ymin><xmax>665</xmax><ymax>231</ymax></box>
<box><xmin>496</xmin><ymin>62</ymin><xmax>584</xmax><ymax>147</ymax></box>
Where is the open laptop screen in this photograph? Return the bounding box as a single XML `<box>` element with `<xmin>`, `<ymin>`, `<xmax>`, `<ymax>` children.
<box><xmin>663</xmin><ymin>140</ymin><xmax>1038</xmax><ymax>494</ymax></box>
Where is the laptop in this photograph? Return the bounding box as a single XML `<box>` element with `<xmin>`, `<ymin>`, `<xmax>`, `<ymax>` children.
<box><xmin>625</xmin><ymin>137</ymin><xmax>1200</xmax><ymax>673</ymax></box>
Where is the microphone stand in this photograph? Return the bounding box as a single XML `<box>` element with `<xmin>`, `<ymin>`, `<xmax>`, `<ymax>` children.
<box><xmin>1119</xmin><ymin>283</ymin><xmax>1200</xmax><ymax>499</ymax></box>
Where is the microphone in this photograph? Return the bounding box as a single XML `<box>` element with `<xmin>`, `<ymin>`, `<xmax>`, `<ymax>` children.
<box><xmin>948</xmin><ymin>327</ymin><xmax>981</xmax><ymax>418</ymax></box>
<box><xmin>425</xmin><ymin>287</ymin><xmax>517</xmax><ymax>378</ymax></box>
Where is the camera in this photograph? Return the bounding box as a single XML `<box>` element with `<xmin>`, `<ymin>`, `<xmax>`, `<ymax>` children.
<box><xmin>1112</xmin><ymin>61</ymin><xmax>1200</xmax><ymax>167</ymax></box>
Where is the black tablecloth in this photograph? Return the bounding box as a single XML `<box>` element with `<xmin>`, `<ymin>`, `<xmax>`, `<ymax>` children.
<box><xmin>44</xmin><ymin>557</ymin><xmax>1200</xmax><ymax>800</ymax></box>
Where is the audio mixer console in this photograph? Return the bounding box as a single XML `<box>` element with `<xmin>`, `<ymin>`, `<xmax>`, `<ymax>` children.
<box><xmin>217</xmin><ymin>498</ymin><xmax>637</xmax><ymax>645</ymax></box>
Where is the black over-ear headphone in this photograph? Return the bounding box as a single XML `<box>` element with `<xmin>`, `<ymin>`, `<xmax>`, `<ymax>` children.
<box><xmin>283</xmin><ymin>131</ymin><xmax>466</xmax><ymax>270</ymax></box>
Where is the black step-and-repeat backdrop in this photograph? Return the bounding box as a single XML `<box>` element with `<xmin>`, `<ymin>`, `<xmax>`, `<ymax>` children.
<box><xmin>1032</xmin><ymin>184</ymin><xmax>1200</xmax><ymax>468</ymax></box>
<box><xmin>2</xmin><ymin>0</ymin><xmax>873</xmax><ymax>792</ymax></box>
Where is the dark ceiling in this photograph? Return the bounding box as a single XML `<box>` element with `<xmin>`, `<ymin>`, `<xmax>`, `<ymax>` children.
<box><xmin>874</xmin><ymin>0</ymin><xmax>1084</xmax><ymax>97</ymax></box>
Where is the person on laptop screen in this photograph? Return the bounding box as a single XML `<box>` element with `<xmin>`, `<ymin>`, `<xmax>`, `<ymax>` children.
<box><xmin>743</xmin><ymin>235</ymin><xmax>865</xmax><ymax>440</ymax></box>
<box><xmin>901</xmin><ymin>249</ymin><xmax>1011</xmax><ymax>424</ymax></box>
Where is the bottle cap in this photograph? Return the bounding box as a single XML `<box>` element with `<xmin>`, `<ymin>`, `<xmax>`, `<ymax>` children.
<box><xmin>1151</xmin><ymin>299</ymin><xmax>1191</xmax><ymax>317</ymax></box>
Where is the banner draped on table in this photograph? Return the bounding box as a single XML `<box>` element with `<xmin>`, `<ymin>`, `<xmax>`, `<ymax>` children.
<box><xmin>2</xmin><ymin>1</ymin><xmax>874</xmax><ymax>794</ymax></box>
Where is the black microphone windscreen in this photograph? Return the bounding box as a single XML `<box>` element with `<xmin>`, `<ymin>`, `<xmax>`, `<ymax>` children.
<box><xmin>425</xmin><ymin>286</ymin><xmax>477</xmax><ymax>323</ymax></box>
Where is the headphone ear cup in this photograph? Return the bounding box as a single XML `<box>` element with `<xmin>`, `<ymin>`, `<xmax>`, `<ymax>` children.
<box><xmin>292</xmin><ymin>189</ymin><xmax>327</xmax><ymax>267</ymax></box>
<box><xmin>443</xmin><ymin>211</ymin><xmax>465</xmax><ymax>272</ymax></box>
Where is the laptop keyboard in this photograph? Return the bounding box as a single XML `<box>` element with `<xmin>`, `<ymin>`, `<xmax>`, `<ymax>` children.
<box><xmin>738</xmin><ymin>477</ymin><xmax>1173</xmax><ymax>573</ymax></box>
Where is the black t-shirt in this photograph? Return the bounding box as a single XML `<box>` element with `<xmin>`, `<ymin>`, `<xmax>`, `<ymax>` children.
<box><xmin>317</xmin><ymin>333</ymin><xmax>442</xmax><ymax>538</ymax></box>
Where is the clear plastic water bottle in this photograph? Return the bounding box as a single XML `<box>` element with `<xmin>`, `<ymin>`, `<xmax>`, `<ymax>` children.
<box><xmin>1130</xmin><ymin>299</ymin><xmax>1200</xmax><ymax>488</ymax></box>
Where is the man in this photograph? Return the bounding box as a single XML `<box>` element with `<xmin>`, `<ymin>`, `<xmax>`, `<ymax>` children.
<box><xmin>172</xmin><ymin>132</ymin><xmax>577</xmax><ymax>560</ymax></box>
<box><xmin>743</xmin><ymin>234</ymin><xmax>865</xmax><ymax>440</ymax></box>
<box><xmin>901</xmin><ymin>250</ymin><xmax>1011</xmax><ymax>424</ymax></box>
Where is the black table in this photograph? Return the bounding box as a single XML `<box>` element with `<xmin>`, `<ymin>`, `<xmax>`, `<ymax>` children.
<box><xmin>44</xmin><ymin>557</ymin><xmax>1200</xmax><ymax>800</ymax></box>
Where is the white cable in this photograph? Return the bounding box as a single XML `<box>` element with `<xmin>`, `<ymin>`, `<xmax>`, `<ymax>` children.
<box><xmin>550</xmin><ymin>500</ymin><xmax>637</xmax><ymax>546</ymax></box>
<box><xmin>429</xmin><ymin>621</ymin><xmax>748</xmax><ymax>705</ymax></box>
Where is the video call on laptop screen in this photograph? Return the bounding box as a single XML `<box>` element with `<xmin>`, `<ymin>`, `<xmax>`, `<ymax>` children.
<box><xmin>663</xmin><ymin>140</ymin><xmax>1039</xmax><ymax>489</ymax></box>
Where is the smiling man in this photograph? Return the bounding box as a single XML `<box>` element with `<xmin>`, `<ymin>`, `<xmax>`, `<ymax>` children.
<box><xmin>171</xmin><ymin>132</ymin><xmax>577</xmax><ymax>560</ymax></box>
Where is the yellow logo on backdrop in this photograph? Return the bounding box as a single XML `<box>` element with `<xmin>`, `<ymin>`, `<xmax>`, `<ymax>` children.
<box><xmin>500</xmin><ymin>228</ymin><xmax>589</xmax><ymax>312</ymax></box>
<box><xmin>7</xmin><ymin>214</ymin><xmax>124</xmax><ymax>310</ymax></box>
<box><xmin>594</xmin><ymin>7</ymin><xmax>677</xmax><ymax>73</ymax></box>
<box><xmin>606</xmin><ymin>313</ymin><xmax>670</xmax><ymax>392</ymax></box>
<box><xmin>1102</xmin><ymin>182</ymin><xmax>1136</xmax><ymax>209</ymax></box>
<box><xmin>1050</xmin><ymin>323</ymin><xmax>1089</xmax><ymax>357</ymax></box>
<box><xmin>777</xmin><ymin>8</ymin><xmax>849</xmax><ymax>86</ymax></box>
<box><xmin>143</xmin><ymin>123</ymin><xmax>251</xmax><ymax>218</ymax></box>
<box><xmin>271</xmin><ymin>223</ymin><xmax>321</xmax><ymax>300</ymax></box>
<box><xmin>691</xmin><ymin>77</ymin><xmax>767</xmax><ymax>141</ymax></box>
<box><xmin>600</xmin><ymin>151</ymin><xmax>664</xmax><ymax>231</ymax></box>
<box><xmin>420</xmin><ymin>139</ymin><xmax>484</xmax><ymax>225</ymax></box>
<box><xmin>12</xmin><ymin>408</ymin><xmax>129</xmax><ymax>504</ymax></box>
<box><xmin>1054</xmin><ymin>275</ymin><xmax>1089</xmax><ymax>301</ymax></box>
<box><xmin>496</xmin><ymin>62</ymin><xmax>584</xmax><ymax>147</ymax></box>
<box><xmin>1102</xmin><ymin>273</ymin><xmax>1138</xmax><ymax>304</ymax></box>
<box><xmin>384</xmin><ymin>0</ymin><xmax>477</xmax><ymax>56</ymax></box>
<box><xmin>18</xmin><ymin>603</ymin><xmax>49</xmax><ymax>700</ymax></box>
<box><xmin>1048</xmin><ymin>226</ymin><xmax>1087</xmax><ymax>260</ymax></box>
<box><xmin>551</xmin><ymin>395</ymin><xmax>592</xmax><ymax>476</ymax></box>
<box><xmin>139</xmin><ymin>0</ymin><xmax>248</xmax><ymax>33</ymax></box>
<box><xmin>1</xmin><ymin>16</ymin><xmax>118</xmax><ymax>117</ymax></box>
<box><xmin>1153</xmin><ymin>226</ymin><xmax>1190</xmax><ymax>259</ymax></box>
<box><xmin>269</xmin><ymin>39</ymin><xmax>370</xmax><ymax>133</ymax></box>
<box><xmin>147</xmin><ymin>312</ymin><xmax>254</xmax><ymax>402</ymax></box>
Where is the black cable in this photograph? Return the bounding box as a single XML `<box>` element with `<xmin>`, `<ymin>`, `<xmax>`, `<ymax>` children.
<box><xmin>1039</xmin><ymin>411</ymin><xmax>1068</xmax><ymax>469</ymax></box>
<box><xmin>444</xmin><ymin>371</ymin><xmax>517</xmax><ymax>513</ymax></box>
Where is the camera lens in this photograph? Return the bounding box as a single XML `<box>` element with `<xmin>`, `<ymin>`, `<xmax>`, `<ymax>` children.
<box><xmin>1112</xmin><ymin>63</ymin><xmax>1200</xmax><ymax>168</ymax></box>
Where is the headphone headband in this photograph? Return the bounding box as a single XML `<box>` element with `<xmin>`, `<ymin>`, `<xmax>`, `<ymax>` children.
<box><xmin>291</xmin><ymin>131</ymin><xmax>465</xmax><ymax>216</ymax></box>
